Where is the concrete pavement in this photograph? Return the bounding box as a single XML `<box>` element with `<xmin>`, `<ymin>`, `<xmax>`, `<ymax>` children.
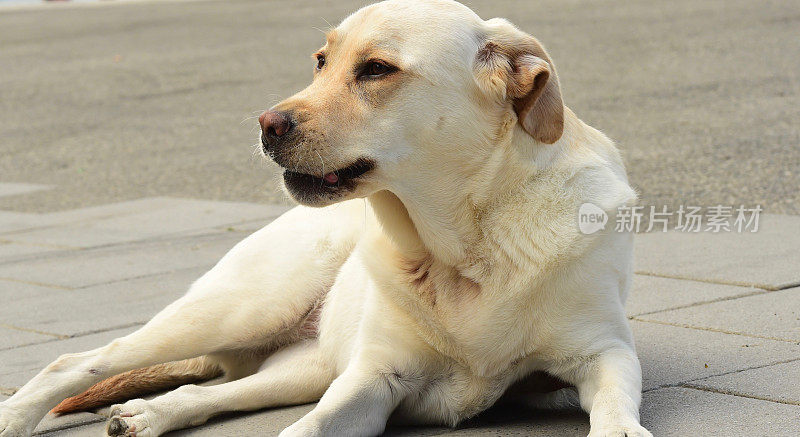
<box><xmin>0</xmin><ymin>183</ymin><xmax>798</xmax><ymax>436</ymax></box>
<box><xmin>0</xmin><ymin>0</ymin><xmax>799</xmax><ymax>214</ymax></box>
<box><xmin>1</xmin><ymin>0</ymin><xmax>799</xmax><ymax>435</ymax></box>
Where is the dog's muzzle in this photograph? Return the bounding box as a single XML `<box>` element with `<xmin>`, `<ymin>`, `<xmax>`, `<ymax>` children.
<box><xmin>257</xmin><ymin>109</ymin><xmax>375</xmax><ymax>206</ymax></box>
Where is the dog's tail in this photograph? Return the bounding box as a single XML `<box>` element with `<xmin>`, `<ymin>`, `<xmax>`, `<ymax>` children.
<box><xmin>51</xmin><ymin>356</ymin><xmax>223</xmax><ymax>415</ymax></box>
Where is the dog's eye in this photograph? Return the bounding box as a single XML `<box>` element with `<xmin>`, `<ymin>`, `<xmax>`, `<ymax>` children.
<box><xmin>359</xmin><ymin>61</ymin><xmax>394</xmax><ymax>79</ymax></box>
<box><xmin>315</xmin><ymin>55</ymin><xmax>326</xmax><ymax>71</ymax></box>
<box><xmin>367</xmin><ymin>62</ymin><xmax>389</xmax><ymax>76</ymax></box>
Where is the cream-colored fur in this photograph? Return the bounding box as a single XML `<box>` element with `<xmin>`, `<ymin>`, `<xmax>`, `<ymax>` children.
<box><xmin>0</xmin><ymin>1</ymin><xmax>650</xmax><ymax>436</ymax></box>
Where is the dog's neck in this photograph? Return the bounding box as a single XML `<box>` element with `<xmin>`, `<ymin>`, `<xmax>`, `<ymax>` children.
<box><xmin>369</xmin><ymin>109</ymin><xmax>577</xmax><ymax>269</ymax></box>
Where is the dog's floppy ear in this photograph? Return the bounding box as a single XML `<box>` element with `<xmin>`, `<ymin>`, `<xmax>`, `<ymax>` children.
<box><xmin>475</xmin><ymin>19</ymin><xmax>564</xmax><ymax>144</ymax></box>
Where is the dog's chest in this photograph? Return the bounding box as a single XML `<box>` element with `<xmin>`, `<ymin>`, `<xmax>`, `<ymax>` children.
<box><xmin>387</xmin><ymin>253</ymin><xmax>550</xmax><ymax>377</ymax></box>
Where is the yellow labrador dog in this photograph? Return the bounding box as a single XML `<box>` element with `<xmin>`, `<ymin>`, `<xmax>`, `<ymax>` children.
<box><xmin>0</xmin><ymin>1</ymin><xmax>649</xmax><ymax>436</ymax></box>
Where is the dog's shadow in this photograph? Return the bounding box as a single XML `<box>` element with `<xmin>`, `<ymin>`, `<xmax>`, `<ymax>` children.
<box><xmin>385</xmin><ymin>403</ymin><xmax>590</xmax><ymax>436</ymax></box>
<box><xmin>164</xmin><ymin>401</ymin><xmax>589</xmax><ymax>436</ymax></box>
<box><xmin>162</xmin><ymin>372</ymin><xmax>590</xmax><ymax>436</ymax></box>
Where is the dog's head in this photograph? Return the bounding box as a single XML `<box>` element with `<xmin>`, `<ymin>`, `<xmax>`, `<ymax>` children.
<box><xmin>260</xmin><ymin>0</ymin><xmax>564</xmax><ymax>207</ymax></box>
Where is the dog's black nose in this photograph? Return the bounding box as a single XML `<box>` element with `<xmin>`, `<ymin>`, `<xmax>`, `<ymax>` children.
<box><xmin>259</xmin><ymin>110</ymin><xmax>292</xmax><ymax>138</ymax></box>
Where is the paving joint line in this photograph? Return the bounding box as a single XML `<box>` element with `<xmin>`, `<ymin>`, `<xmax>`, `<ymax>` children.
<box><xmin>67</xmin><ymin>321</ymin><xmax>147</xmax><ymax>338</ymax></box>
<box><xmin>0</xmin><ymin>224</ymin><xmax>257</xmax><ymax>267</ymax></box>
<box><xmin>71</xmin><ymin>264</ymin><xmax>215</xmax><ymax>291</ymax></box>
<box><xmin>0</xmin><ymin>203</ymin><xmax>282</xmax><ymax>241</ymax></box>
<box><xmin>628</xmin><ymin>288</ymin><xmax>771</xmax><ymax>317</ymax></box>
<box><xmin>212</xmin><ymin>215</ymin><xmax>283</xmax><ymax>230</ymax></box>
<box><xmin>0</xmin><ymin>323</ymin><xmax>68</xmax><ymax>339</ymax></box>
<box><xmin>0</xmin><ymin>210</ymin><xmax>147</xmax><ymax>237</ymax></box>
<box><xmin>682</xmin><ymin>356</ymin><xmax>800</xmax><ymax>385</ymax></box>
<box><xmin>0</xmin><ymin>336</ymin><xmax>66</xmax><ymax>352</ymax></box>
<box><xmin>1</xmin><ymin>262</ymin><xmax>212</xmax><ymax>292</ymax></box>
<box><xmin>633</xmin><ymin>270</ymin><xmax>799</xmax><ymax>291</ymax></box>
<box><xmin>0</xmin><ymin>277</ymin><xmax>74</xmax><ymax>290</ymax></box>
<box><xmin>0</xmin><ymin>196</ymin><xmax>246</xmax><ymax>236</ymax></box>
<box><xmin>679</xmin><ymin>384</ymin><xmax>800</xmax><ymax>406</ymax></box>
<box><xmin>642</xmin><ymin>357</ymin><xmax>800</xmax><ymax>396</ymax></box>
<box><xmin>33</xmin><ymin>415</ymin><xmax>106</xmax><ymax>436</ymax></box>
<box><xmin>0</xmin><ymin>322</ymin><xmax>146</xmax><ymax>352</ymax></box>
<box><xmin>630</xmin><ymin>317</ymin><xmax>799</xmax><ymax>344</ymax></box>
<box><xmin>0</xmin><ymin>239</ymin><xmax>80</xmax><ymax>250</ymax></box>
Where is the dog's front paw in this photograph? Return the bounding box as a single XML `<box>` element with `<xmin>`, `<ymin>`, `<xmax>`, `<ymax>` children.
<box><xmin>279</xmin><ymin>416</ymin><xmax>323</xmax><ymax>437</ymax></box>
<box><xmin>588</xmin><ymin>422</ymin><xmax>652</xmax><ymax>437</ymax></box>
<box><xmin>0</xmin><ymin>403</ymin><xmax>34</xmax><ymax>437</ymax></box>
<box><xmin>106</xmin><ymin>399</ymin><xmax>158</xmax><ymax>437</ymax></box>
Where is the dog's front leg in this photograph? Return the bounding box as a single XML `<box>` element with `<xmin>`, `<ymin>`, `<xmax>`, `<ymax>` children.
<box><xmin>279</xmin><ymin>360</ymin><xmax>403</xmax><ymax>437</ymax></box>
<box><xmin>574</xmin><ymin>347</ymin><xmax>652</xmax><ymax>437</ymax></box>
<box><xmin>280</xmin><ymin>349</ymin><xmax>421</xmax><ymax>437</ymax></box>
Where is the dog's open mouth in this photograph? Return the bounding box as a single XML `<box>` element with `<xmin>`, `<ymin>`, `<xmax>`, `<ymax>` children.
<box><xmin>284</xmin><ymin>159</ymin><xmax>374</xmax><ymax>188</ymax></box>
<box><xmin>281</xmin><ymin>158</ymin><xmax>375</xmax><ymax>205</ymax></box>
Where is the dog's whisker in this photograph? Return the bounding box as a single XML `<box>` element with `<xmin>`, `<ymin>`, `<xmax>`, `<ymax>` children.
<box><xmin>241</xmin><ymin>113</ymin><xmax>263</xmax><ymax>125</ymax></box>
<box><xmin>262</xmin><ymin>94</ymin><xmax>284</xmax><ymax>105</ymax></box>
<box><xmin>316</xmin><ymin>151</ymin><xmax>326</xmax><ymax>187</ymax></box>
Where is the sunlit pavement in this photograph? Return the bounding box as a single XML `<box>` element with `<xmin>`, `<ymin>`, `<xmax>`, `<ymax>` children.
<box><xmin>1</xmin><ymin>0</ymin><xmax>798</xmax><ymax>435</ymax></box>
<box><xmin>0</xmin><ymin>184</ymin><xmax>797</xmax><ymax>435</ymax></box>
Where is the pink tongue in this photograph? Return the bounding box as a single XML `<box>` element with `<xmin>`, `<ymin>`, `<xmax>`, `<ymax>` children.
<box><xmin>323</xmin><ymin>173</ymin><xmax>339</xmax><ymax>184</ymax></box>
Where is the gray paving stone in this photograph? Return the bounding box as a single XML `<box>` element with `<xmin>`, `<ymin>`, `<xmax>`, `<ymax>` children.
<box><xmin>35</xmin><ymin>425</ymin><xmax>92</xmax><ymax>437</ymax></box>
<box><xmin>169</xmin><ymin>404</ymin><xmax>315</xmax><ymax>437</ymax></box>
<box><xmin>4</xmin><ymin>198</ymin><xmax>287</xmax><ymax>248</ymax></box>
<box><xmin>686</xmin><ymin>359</ymin><xmax>800</xmax><ymax>405</ymax></box>
<box><xmin>33</xmin><ymin>411</ymin><xmax>104</xmax><ymax>436</ymax></box>
<box><xmin>0</xmin><ymin>231</ymin><xmax>243</xmax><ymax>289</ymax></box>
<box><xmin>637</xmin><ymin>287</ymin><xmax>800</xmax><ymax>342</ymax></box>
<box><xmin>0</xmin><ymin>183</ymin><xmax>51</xmax><ymax>198</ymax></box>
<box><xmin>0</xmin><ymin>199</ymin><xmax>179</xmax><ymax>235</ymax></box>
<box><xmin>635</xmin><ymin>214</ymin><xmax>800</xmax><ymax>290</ymax></box>
<box><xmin>627</xmin><ymin>274</ymin><xmax>763</xmax><ymax>316</ymax></box>
<box><xmin>17</xmin><ymin>334</ymin><xmax>800</xmax><ymax>436</ymax></box>
<box><xmin>0</xmin><ymin>326</ymin><xmax>55</xmax><ymax>350</ymax></box>
<box><xmin>641</xmin><ymin>387</ymin><xmax>800</xmax><ymax>436</ymax></box>
<box><xmin>214</xmin><ymin>219</ymin><xmax>275</xmax><ymax>234</ymax></box>
<box><xmin>0</xmin><ymin>281</ymin><xmax>59</xmax><ymax>302</ymax></box>
<box><xmin>3</xmin><ymin>226</ymin><xmax>140</xmax><ymax>250</ymax></box>
<box><xmin>3</xmin><ymin>267</ymin><xmax>207</xmax><ymax>337</ymax></box>
<box><xmin>36</xmin><ymin>423</ymin><xmax>95</xmax><ymax>437</ymax></box>
<box><xmin>0</xmin><ymin>241</ymin><xmax>71</xmax><ymax>263</ymax></box>
<box><xmin>0</xmin><ymin>326</ymin><xmax>137</xmax><ymax>388</ymax></box>
<box><xmin>85</xmin><ymin>198</ymin><xmax>288</xmax><ymax>236</ymax></box>
<box><xmin>0</xmin><ymin>211</ymin><xmax>52</xmax><ymax>235</ymax></box>
<box><xmin>22</xmin><ymin>198</ymin><xmax>198</xmax><ymax>231</ymax></box>
<box><xmin>9</xmin><ymin>308</ymin><xmax>796</xmax><ymax>436</ymax></box>
<box><xmin>631</xmin><ymin>320</ymin><xmax>800</xmax><ymax>390</ymax></box>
